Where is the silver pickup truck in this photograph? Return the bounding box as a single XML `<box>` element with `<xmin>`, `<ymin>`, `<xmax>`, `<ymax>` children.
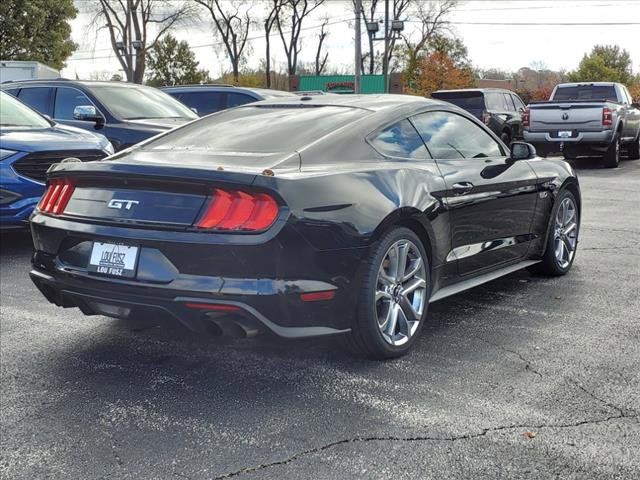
<box><xmin>523</xmin><ymin>82</ymin><xmax>640</xmax><ymax>168</ymax></box>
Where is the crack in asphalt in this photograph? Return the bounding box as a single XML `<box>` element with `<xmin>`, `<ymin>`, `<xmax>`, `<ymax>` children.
<box><xmin>211</xmin><ymin>414</ymin><xmax>637</xmax><ymax>479</ymax></box>
<box><xmin>473</xmin><ymin>337</ymin><xmax>544</xmax><ymax>379</ymax></box>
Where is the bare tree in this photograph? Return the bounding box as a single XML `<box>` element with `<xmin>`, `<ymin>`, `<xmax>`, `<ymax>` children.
<box><xmin>402</xmin><ymin>1</ymin><xmax>457</xmax><ymax>64</ymax></box>
<box><xmin>195</xmin><ymin>0</ymin><xmax>252</xmax><ymax>83</ymax></box>
<box><xmin>276</xmin><ymin>0</ymin><xmax>325</xmax><ymax>76</ymax></box>
<box><xmin>314</xmin><ymin>20</ymin><xmax>329</xmax><ymax>75</ymax></box>
<box><xmin>96</xmin><ymin>0</ymin><xmax>192</xmax><ymax>83</ymax></box>
<box><xmin>264</xmin><ymin>1</ymin><xmax>284</xmax><ymax>88</ymax></box>
<box><xmin>354</xmin><ymin>0</ymin><xmax>412</xmax><ymax>75</ymax></box>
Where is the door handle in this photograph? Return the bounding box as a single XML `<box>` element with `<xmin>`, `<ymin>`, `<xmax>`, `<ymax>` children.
<box><xmin>451</xmin><ymin>182</ymin><xmax>474</xmax><ymax>195</ymax></box>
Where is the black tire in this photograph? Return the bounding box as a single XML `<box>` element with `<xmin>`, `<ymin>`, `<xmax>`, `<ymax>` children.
<box><xmin>341</xmin><ymin>227</ymin><xmax>430</xmax><ymax>360</ymax></box>
<box><xmin>529</xmin><ymin>189</ymin><xmax>579</xmax><ymax>276</ymax></box>
<box><xmin>602</xmin><ymin>133</ymin><xmax>620</xmax><ymax>168</ymax></box>
<box><xmin>500</xmin><ymin>130</ymin><xmax>511</xmax><ymax>145</ymax></box>
<box><xmin>628</xmin><ymin>133</ymin><xmax>640</xmax><ymax>160</ymax></box>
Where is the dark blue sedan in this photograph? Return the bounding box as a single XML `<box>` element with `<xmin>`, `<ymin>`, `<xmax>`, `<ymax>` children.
<box><xmin>0</xmin><ymin>92</ymin><xmax>113</xmax><ymax>228</ymax></box>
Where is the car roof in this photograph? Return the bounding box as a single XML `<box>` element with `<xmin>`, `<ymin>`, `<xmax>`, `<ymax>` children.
<box><xmin>161</xmin><ymin>84</ymin><xmax>296</xmax><ymax>98</ymax></box>
<box><xmin>555</xmin><ymin>82</ymin><xmax>617</xmax><ymax>87</ymax></box>
<box><xmin>253</xmin><ymin>94</ymin><xmax>436</xmax><ymax>112</ymax></box>
<box><xmin>433</xmin><ymin>88</ymin><xmax>514</xmax><ymax>94</ymax></box>
<box><xmin>0</xmin><ymin>78</ymin><xmax>154</xmax><ymax>89</ymax></box>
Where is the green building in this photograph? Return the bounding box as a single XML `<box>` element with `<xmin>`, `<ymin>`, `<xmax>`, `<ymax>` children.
<box><xmin>290</xmin><ymin>74</ymin><xmax>403</xmax><ymax>94</ymax></box>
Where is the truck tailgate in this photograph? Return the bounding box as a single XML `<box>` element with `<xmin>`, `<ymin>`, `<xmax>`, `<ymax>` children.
<box><xmin>529</xmin><ymin>102</ymin><xmax>605</xmax><ymax>132</ymax></box>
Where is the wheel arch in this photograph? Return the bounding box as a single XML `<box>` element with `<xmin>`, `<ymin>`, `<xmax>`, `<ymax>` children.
<box><xmin>371</xmin><ymin>207</ymin><xmax>436</xmax><ymax>269</ymax></box>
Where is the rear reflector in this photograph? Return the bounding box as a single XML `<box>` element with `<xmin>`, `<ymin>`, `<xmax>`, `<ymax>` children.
<box><xmin>195</xmin><ymin>188</ymin><xmax>279</xmax><ymax>231</ymax></box>
<box><xmin>185</xmin><ymin>303</ymin><xmax>241</xmax><ymax>312</ymax></box>
<box><xmin>300</xmin><ymin>290</ymin><xmax>336</xmax><ymax>302</ymax></box>
<box><xmin>38</xmin><ymin>178</ymin><xmax>75</xmax><ymax>215</ymax></box>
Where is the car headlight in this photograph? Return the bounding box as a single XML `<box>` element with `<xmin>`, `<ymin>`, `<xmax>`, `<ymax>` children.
<box><xmin>0</xmin><ymin>149</ymin><xmax>18</xmax><ymax>161</ymax></box>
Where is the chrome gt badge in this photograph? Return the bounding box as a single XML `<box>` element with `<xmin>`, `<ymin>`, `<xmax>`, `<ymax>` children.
<box><xmin>108</xmin><ymin>199</ymin><xmax>140</xmax><ymax>210</ymax></box>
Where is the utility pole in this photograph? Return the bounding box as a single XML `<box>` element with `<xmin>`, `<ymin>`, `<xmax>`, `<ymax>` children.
<box><xmin>354</xmin><ymin>0</ymin><xmax>362</xmax><ymax>94</ymax></box>
<box><xmin>382</xmin><ymin>0</ymin><xmax>389</xmax><ymax>93</ymax></box>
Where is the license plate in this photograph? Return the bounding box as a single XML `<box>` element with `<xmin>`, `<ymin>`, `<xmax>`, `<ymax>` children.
<box><xmin>558</xmin><ymin>130</ymin><xmax>572</xmax><ymax>138</ymax></box>
<box><xmin>88</xmin><ymin>242</ymin><xmax>139</xmax><ymax>278</ymax></box>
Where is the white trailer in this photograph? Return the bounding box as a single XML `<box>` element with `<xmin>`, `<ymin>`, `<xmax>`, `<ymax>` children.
<box><xmin>0</xmin><ymin>61</ymin><xmax>60</xmax><ymax>83</ymax></box>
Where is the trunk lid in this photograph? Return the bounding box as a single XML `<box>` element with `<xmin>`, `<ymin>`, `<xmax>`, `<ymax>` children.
<box><xmin>528</xmin><ymin>102</ymin><xmax>608</xmax><ymax>132</ymax></box>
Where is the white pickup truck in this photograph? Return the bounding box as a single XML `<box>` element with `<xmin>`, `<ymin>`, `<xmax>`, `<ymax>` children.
<box><xmin>523</xmin><ymin>82</ymin><xmax>640</xmax><ymax>168</ymax></box>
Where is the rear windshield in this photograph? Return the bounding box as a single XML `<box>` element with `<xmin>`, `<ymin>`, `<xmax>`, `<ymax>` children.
<box><xmin>432</xmin><ymin>92</ymin><xmax>484</xmax><ymax>113</ymax></box>
<box><xmin>553</xmin><ymin>85</ymin><xmax>617</xmax><ymax>102</ymax></box>
<box><xmin>141</xmin><ymin>105</ymin><xmax>370</xmax><ymax>155</ymax></box>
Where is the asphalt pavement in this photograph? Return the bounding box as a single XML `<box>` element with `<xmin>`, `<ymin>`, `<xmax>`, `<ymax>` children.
<box><xmin>1</xmin><ymin>157</ymin><xmax>639</xmax><ymax>480</ymax></box>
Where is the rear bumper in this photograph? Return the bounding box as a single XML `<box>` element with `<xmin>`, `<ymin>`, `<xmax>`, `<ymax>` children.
<box><xmin>524</xmin><ymin>130</ymin><xmax>613</xmax><ymax>145</ymax></box>
<box><xmin>29</xmin><ymin>214</ymin><xmax>366</xmax><ymax>338</ymax></box>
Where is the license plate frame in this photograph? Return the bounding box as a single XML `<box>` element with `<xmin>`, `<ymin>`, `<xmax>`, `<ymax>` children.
<box><xmin>88</xmin><ymin>242</ymin><xmax>139</xmax><ymax>278</ymax></box>
<box><xmin>558</xmin><ymin>130</ymin><xmax>573</xmax><ymax>138</ymax></box>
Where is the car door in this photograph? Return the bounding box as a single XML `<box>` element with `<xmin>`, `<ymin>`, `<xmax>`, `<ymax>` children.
<box><xmin>411</xmin><ymin>110</ymin><xmax>539</xmax><ymax>276</ymax></box>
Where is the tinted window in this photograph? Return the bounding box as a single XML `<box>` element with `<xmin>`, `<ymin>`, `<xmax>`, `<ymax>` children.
<box><xmin>369</xmin><ymin>119</ymin><xmax>429</xmax><ymax>159</ymax></box>
<box><xmin>227</xmin><ymin>92</ymin><xmax>255</xmax><ymax>108</ymax></box>
<box><xmin>174</xmin><ymin>91</ymin><xmax>225</xmax><ymax>115</ymax></box>
<box><xmin>0</xmin><ymin>91</ymin><xmax>51</xmax><ymax>129</ymax></box>
<box><xmin>4</xmin><ymin>88</ymin><xmax>19</xmax><ymax>97</ymax></box>
<box><xmin>89</xmin><ymin>85</ymin><xmax>197</xmax><ymax>120</ymax></box>
<box><xmin>432</xmin><ymin>92</ymin><xmax>485</xmax><ymax>118</ymax></box>
<box><xmin>17</xmin><ymin>87</ymin><xmax>53</xmax><ymax>115</ymax></box>
<box><xmin>503</xmin><ymin>93</ymin><xmax>516</xmax><ymax>111</ymax></box>
<box><xmin>553</xmin><ymin>85</ymin><xmax>617</xmax><ymax>101</ymax></box>
<box><xmin>142</xmin><ymin>105</ymin><xmax>369</xmax><ymax>156</ymax></box>
<box><xmin>512</xmin><ymin>94</ymin><xmax>526</xmax><ymax>110</ymax></box>
<box><xmin>412</xmin><ymin>111</ymin><xmax>503</xmax><ymax>159</ymax></box>
<box><xmin>54</xmin><ymin>87</ymin><xmax>95</xmax><ymax>120</ymax></box>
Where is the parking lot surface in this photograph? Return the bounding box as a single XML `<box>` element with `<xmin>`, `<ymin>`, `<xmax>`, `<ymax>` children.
<box><xmin>1</xmin><ymin>158</ymin><xmax>639</xmax><ymax>480</ymax></box>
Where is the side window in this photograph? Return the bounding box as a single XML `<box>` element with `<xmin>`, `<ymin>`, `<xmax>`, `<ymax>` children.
<box><xmin>512</xmin><ymin>94</ymin><xmax>526</xmax><ymax>111</ymax></box>
<box><xmin>622</xmin><ymin>86</ymin><xmax>632</xmax><ymax>105</ymax></box>
<box><xmin>412</xmin><ymin>111</ymin><xmax>503</xmax><ymax>159</ymax></box>
<box><xmin>368</xmin><ymin>119</ymin><xmax>429</xmax><ymax>159</ymax></box>
<box><xmin>503</xmin><ymin>93</ymin><xmax>516</xmax><ymax>111</ymax></box>
<box><xmin>176</xmin><ymin>91</ymin><xmax>224</xmax><ymax>115</ymax></box>
<box><xmin>17</xmin><ymin>87</ymin><xmax>53</xmax><ymax>116</ymax></box>
<box><xmin>54</xmin><ymin>87</ymin><xmax>95</xmax><ymax>120</ymax></box>
<box><xmin>484</xmin><ymin>92</ymin><xmax>503</xmax><ymax>111</ymax></box>
<box><xmin>227</xmin><ymin>92</ymin><xmax>255</xmax><ymax>108</ymax></box>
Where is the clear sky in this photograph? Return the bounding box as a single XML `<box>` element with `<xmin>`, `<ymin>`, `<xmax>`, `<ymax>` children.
<box><xmin>63</xmin><ymin>0</ymin><xmax>640</xmax><ymax>79</ymax></box>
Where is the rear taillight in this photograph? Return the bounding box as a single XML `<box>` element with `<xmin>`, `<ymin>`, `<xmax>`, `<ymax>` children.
<box><xmin>38</xmin><ymin>178</ymin><xmax>75</xmax><ymax>215</ymax></box>
<box><xmin>195</xmin><ymin>188</ymin><xmax>279</xmax><ymax>231</ymax></box>
<box><xmin>481</xmin><ymin>110</ymin><xmax>491</xmax><ymax>125</ymax></box>
<box><xmin>522</xmin><ymin>107</ymin><xmax>530</xmax><ymax>129</ymax></box>
<box><xmin>602</xmin><ymin>107</ymin><xmax>612</xmax><ymax>126</ymax></box>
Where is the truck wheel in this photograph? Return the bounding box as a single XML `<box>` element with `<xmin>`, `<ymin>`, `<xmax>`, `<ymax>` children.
<box><xmin>500</xmin><ymin>131</ymin><xmax>511</xmax><ymax>145</ymax></box>
<box><xmin>602</xmin><ymin>133</ymin><xmax>620</xmax><ymax>168</ymax></box>
<box><xmin>628</xmin><ymin>134</ymin><xmax>640</xmax><ymax>160</ymax></box>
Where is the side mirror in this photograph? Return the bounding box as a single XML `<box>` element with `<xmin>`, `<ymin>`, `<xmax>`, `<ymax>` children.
<box><xmin>509</xmin><ymin>141</ymin><xmax>537</xmax><ymax>161</ymax></box>
<box><xmin>73</xmin><ymin>105</ymin><xmax>105</xmax><ymax>126</ymax></box>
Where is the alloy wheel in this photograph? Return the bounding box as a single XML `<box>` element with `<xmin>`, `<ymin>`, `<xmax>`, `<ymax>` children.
<box><xmin>375</xmin><ymin>239</ymin><xmax>427</xmax><ymax>346</ymax></box>
<box><xmin>553</xmin><ymin>197</ymin><xmax>578</xmax><ymax>269</ymax></box>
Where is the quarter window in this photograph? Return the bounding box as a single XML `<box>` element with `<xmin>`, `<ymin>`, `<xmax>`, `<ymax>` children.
<box><xmin>411</xmin><ymin>111</ymin><xmax>503</xmax><ymax>159</ymax></box>
<box><xmin>54</xmin><ymin>87</ymin><xmax>95</xmax><ymax>120</ymax></box>
<box><xmin>227</xmin><ymin>92</ymin><xmax>255</xmax><ymax>108</ymax></box>
<box><xmin>174</xmin><ymin>91</ymin><xmax>225</xmax><ymax>116</ymax></box>
<box><xmin>369</xmin><ymin>119</ymin><xmax>429</xmax><ymax>159</ymax></box>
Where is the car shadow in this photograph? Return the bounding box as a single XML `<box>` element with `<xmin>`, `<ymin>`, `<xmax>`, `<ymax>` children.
<box><xmin>0</xmin><ymin>229</ymin><xmax>33</xmax><ymax>256</ymax></box>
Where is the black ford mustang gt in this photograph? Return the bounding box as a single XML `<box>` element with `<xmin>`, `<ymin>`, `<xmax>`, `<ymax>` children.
<box><xmin>29</xmin><ymin>95</ymin><xmax>581</xmax><ymax>359</ymax></box>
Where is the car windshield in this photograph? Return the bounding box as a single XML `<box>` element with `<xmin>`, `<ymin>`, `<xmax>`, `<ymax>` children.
<box><xmin>553</xmin><ymin>85</ymin><xmax>617</xmax><ymax>102</ymax></box>
<box><xmin>89</xmin><ymin>84</ymin><xmax>198</xmax><ymax>120</ymax></box>
<box><xmin>141</xmin><ymin>105</ymin><xmax>370</xmax><ymax>156</ymax></box>
<box><xmin>0</xmin><ymin>91</ymin><xmax>51</xmax><ymax>128</ymax></box>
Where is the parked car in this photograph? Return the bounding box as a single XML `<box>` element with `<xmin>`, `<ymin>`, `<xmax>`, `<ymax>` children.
<box><xmin>1</xmin><ymin>79</ymin><xmax>198</xmax><ymax>151</ymax></box>
<box><xmin>162</xmin><ymin>84</ymin><xmax>297</xmax><ymax>116</ymax></box>
<box><xmin>0</xmin><ymin>92</ymin><xmax>113</xmax><ymax>229</ymax></box>
<box><xmin>29</xmin><ymin>95</ymin><xmax>580</xmax><ymax>359</ymax></box>
<box><xmin>431</xmin><ymin>88</ymin><xmax>527</xmax><ymax>144</ymax></box>
<box><xmin>523</xmin><ymin>82</ymin><xmax>640</xmax><ymax>167</ymax></box>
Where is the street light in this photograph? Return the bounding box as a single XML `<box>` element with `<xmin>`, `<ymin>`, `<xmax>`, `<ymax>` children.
<box><xmin>365</xmin><ymin>21</ymin><xmax>379</xmax><ymax>34</ymax></box>
<box><xmin>391</xmin><ymin>20</ymin><xmax>404</xmax><ymax>33</ymax></box>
